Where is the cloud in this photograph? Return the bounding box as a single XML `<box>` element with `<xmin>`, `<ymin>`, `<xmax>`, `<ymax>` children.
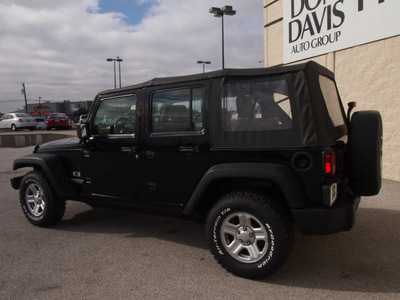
<box><xmin>0</xmin><ymin>0</ymin><xmax>264</xmax><ymax>112</ymax></box>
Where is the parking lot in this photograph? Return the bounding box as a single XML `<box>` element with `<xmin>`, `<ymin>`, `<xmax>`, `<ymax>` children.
<box><xmin>0</xmin><ymin>133</ymin><xmax>399</xmax><ymax>299</ymax></box>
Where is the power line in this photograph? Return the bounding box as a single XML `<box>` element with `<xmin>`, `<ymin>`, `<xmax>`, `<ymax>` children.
<box><xmin>0</xmin><ymin>98</ymin><xmax>93</xmax><ymax>103</ymax></box>
<box><xmin>0</xmin><ymin>99</ymin><xmax>23</xmax><ymax>103</ymax></box>
<box><xmin>0</xmin><ymin>82</ymin><xmax>110</xmax><ymax>86</ymax></box>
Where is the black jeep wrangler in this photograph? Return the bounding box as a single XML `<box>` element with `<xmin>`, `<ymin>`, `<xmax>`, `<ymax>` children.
<box><xmin>11</xmin><ymin>61</ymin><xmax>382</xmax><ymax>279</ymax></box>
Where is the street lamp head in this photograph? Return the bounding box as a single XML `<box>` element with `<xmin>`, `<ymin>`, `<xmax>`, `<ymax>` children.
<box><xmin>209</xmin><ymin>7</ymin><xmax>223</xmax><ymax>17</ymax></box>
<box><xmin>108</xmin><ymin>57</ymin><xmax>123</xmax><ymax>62</ymax></box>
<box><xmin>222</xmin><ymin>6</ymin><xmax>236</xmax><ymax>16</ymax></box>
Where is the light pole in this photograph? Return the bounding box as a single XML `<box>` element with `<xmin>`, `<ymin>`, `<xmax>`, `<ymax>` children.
<box><xmin>21</xmin><ymin>83</ymin><xmax>28</xmax><ymax>114</ymax></box>
<box><xmin>209</xmin><ymin>5</ymin><xmax>236</xmax><ymax>69</ymax></box>
<box><xmin>197</xmin><ymin>61</ymin><xmax>211</xmax><ymax>73</ymax></box>
<box><xmin>107</xmin><ymin>57</ymin><xmax>123</xmax><ymax>89</ymax></box>
<box><xmin>39</xmin><ymin>97</ymin><xmax>42</xmax><ymax>117</ymax></box>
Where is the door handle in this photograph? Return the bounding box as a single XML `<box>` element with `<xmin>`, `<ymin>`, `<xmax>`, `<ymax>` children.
<box><xmin>145</xmin><ymin>151</ymin><xmax>155</xmax><ymax>159</ymax></box>
<box><xmin>178</xmin><ymin>146</ymin><xmax>199</xmax><ymax>152</ymax></box>
<box><xmin>121</xmin><ymin>146</ymin><xmax>136</xmax><ymax>155</ymax></box>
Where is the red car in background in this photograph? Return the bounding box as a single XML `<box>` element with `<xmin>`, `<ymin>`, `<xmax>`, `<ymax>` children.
<box><xmin>46</xmin><ymin>113</ymin><xmax>71</xmax><ymax>130</ymax></box>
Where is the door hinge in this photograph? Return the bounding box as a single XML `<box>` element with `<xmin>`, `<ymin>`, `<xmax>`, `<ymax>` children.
<box><xmin>146</xmin><ymin>182</ymin><xmax>158</xmax><ymax>190</ymax></box>
<box><xmin>83</xmin><ymin>150</ymin><xmax>90</xmax><ymax>158</ymax></box>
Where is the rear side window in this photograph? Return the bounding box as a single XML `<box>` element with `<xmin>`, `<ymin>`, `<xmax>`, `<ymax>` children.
<box><xmin>152</xmin><ymin>87</ymin><xmax>203</xmax><ymax>133</ymax></box>
<box><xmin>221</xmin><ymin>79</ymin><xmax>292</xmax><ymax>132</ymax></box>
<box><xmin>319</xmin><ymin>75</ymin><xmax>346</xmax><ymax>128</ymax></box>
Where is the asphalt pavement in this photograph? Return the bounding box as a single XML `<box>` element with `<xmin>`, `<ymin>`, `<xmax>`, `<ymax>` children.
<box><xmin>0</xmin><ymin>145</ymin><xmax>399</xmax><ymax>299</ymax></box>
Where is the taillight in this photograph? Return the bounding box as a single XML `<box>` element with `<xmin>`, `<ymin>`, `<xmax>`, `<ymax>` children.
<box><xmin>18</xmin><ymin>119</ymin><xmax>23</xmax><ymax>122</ymax></box>
<box><xmin>323</xmin><ymin>149</ymin><xmax>336</xmax><ymax>176</ymax></box>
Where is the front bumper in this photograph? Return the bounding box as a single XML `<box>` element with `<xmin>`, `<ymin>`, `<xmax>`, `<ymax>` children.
<box><xmin>10</xmin><ymin>175</ymin><xmax>23</xmax><ymax>190</ymax></box>
<box><xmin>291</xmin><ymin>192</ymin><xmax>361</xmax><ymax>235</ymax></box>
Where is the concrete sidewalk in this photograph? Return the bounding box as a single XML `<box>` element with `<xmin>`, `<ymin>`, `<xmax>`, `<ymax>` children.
<box><xmin>0</xmin><ymin>146</ymin><xmax>35</xmax><ymax>173</ymax></box>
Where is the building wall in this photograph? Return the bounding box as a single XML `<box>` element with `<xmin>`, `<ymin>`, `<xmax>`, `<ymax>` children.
<box><xmin>23</xmin><ymin>100</ymin><xmax>92</xmax><ymax>121</ymax></box>
<box><xmin>264</xmin><ymin>0</ymin><xmax>400</xmax><ymax>181</ymax></box>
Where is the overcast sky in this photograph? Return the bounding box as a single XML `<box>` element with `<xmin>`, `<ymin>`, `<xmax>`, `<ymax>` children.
<box><xmin>0</xmin><ymin>0</ymin><xmax>264</xmax><ymax>113</ymax></box>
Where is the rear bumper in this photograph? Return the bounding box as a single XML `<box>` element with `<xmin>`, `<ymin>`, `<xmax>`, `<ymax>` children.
<box><xmin>17</xmin><ymin>124</ymin><xmax>36</xmax><ymax>129</ymax></box>
<box><xmin>47</xmin><ymin>121</ymin><xmax>69</xmax><ymax>127</ymax></box>
<box><xmin>291</xmin><ymin>193</ymin><xmax>361</xmax><ymax>235</ymax></box>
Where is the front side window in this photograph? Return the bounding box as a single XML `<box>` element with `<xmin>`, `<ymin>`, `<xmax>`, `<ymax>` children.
<box><xmin>93</xmin><ymin>95</ymin><xmax>137</xmax><ymax>135</ymax></box>
<box><xmin>152</xmin><ymin>87</ymin><xmax>203</xmax><ymax>133</ymax></box>
<box><xmin>221</xmin><ymin>79</ymin><xmax>292</xmax><ymax>132</ymax></box>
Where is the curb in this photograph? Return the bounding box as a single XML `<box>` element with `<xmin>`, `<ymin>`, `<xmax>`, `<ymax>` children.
<box><xmin>0</xmin><ymin>131</ymin><xmax>76</xmax><ymax>148</ymax></box>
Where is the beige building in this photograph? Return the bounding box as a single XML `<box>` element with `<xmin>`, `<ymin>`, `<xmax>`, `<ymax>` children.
<box><xmin>264</xmin><ymin>0</ymin><xmax>400</xmax><ymax>181</ymax></box>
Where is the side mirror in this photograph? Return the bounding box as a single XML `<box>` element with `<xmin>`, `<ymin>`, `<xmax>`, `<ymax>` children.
<box><xmin>77</xmin><ymin>123</ymin><xmax>88</xmax><ymax>141</ymax></box>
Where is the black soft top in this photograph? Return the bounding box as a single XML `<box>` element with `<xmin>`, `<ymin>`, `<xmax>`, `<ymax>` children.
<box><xmin>98</xmin><ymin>61</ymin><xmax>334</xmax><ymax>96</ymax></box>
<box><xmin>97</xmin><ymin>61</ymin><xmax>344</xmax><ymax>148</ymax></box>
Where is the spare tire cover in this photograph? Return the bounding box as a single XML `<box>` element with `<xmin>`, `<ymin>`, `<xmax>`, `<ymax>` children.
<box><xmin>349</xmin><ymin>111</ymin><xmax>383</xmax><ymax>196</ymax></box>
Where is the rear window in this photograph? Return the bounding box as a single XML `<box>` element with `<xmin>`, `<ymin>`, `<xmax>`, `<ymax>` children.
<box><xmin>319</xmin><ymin>75</ymin><xmax>346</xmax><ymax>128</ymax></box>
<box><xmin>49</xmin><ymin>113</ymin><xmax>66</xmax><ymax>118</ymax></box>
<box><xmin>221</xmin><ymin>79</ymin><xmax>292</xmax><ymax>132</ymax></box>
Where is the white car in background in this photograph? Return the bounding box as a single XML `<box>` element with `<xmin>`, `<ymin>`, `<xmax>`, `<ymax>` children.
<box><xmin>0</xmin><ymin>113</ymin><xmax>36</xmax><ymax>131</ymax></box>
<box><xmin>78</xmin><ymin>114</ymin><xmax>87</xmax><ymax>124</ymax></box>
<box><xmin>34</xmin><ymin>117</ymin><xmax>46</xmax><ymax>130</ymax></box>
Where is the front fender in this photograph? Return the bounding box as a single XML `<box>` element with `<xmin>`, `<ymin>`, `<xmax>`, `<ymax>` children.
<box><xmin>183</xmin><ymin>163</ymin><xmax>307</xmax><ymax>215</ymax></box>
<box><xmin>12</xmin><ymin>153</ymin><xmax>76</xmax><ymax>199</ymax></box>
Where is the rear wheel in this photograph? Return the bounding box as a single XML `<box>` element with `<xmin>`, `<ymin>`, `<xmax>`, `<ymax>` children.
<box><xmin>19</xmin><ymin>171</ymin><xmax>66</xmax><ymax>227</ymax></box>
<box><xmin>11</xmin><ymin>124</ymin><xmax>17</xmax><ymax>131</ymax></box>
<box><xmin>205</xmin><ymin>192</ymin><xmax>293</xmax><ymax>279</ymax></box>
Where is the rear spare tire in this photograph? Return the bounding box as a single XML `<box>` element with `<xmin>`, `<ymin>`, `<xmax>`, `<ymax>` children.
<box><xmin>349</xmin><ymin>110</ymin><xmax>382</xmax><ymax>196</ymax></box>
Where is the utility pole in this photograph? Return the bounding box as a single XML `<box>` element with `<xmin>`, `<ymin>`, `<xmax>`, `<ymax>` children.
<box><xmin>21</xmin><ymin>83</ymin><xmax>28</xmax><ymax>114</ymax></box>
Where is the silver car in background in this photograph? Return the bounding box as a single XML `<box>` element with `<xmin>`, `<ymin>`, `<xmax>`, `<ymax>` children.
<box><xmin>0</xmin><ymin>113</ymin><xmax>36</xmax><ymax>131</ymax></box>
<box><xmin>34</xmin><ymin>117</ymin><xmax>46</xmax><ymax>130</ymax></box>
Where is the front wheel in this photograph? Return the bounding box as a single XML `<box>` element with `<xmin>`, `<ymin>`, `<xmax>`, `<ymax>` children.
<box><xmin>205</xmin><ymin>192</ymin><xmax>293</xmax><ymax>279</ymax></box>
<box><xmin>19</xmin><ymin>171</ymin><xmax>66</xmax><ymax>227</ymax></box>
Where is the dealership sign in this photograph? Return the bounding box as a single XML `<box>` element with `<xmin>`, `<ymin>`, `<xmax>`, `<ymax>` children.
<box><xmin>283</xmin><ymin>0</ymin><xmax>400</xmax><ymax>63</ymax></box>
